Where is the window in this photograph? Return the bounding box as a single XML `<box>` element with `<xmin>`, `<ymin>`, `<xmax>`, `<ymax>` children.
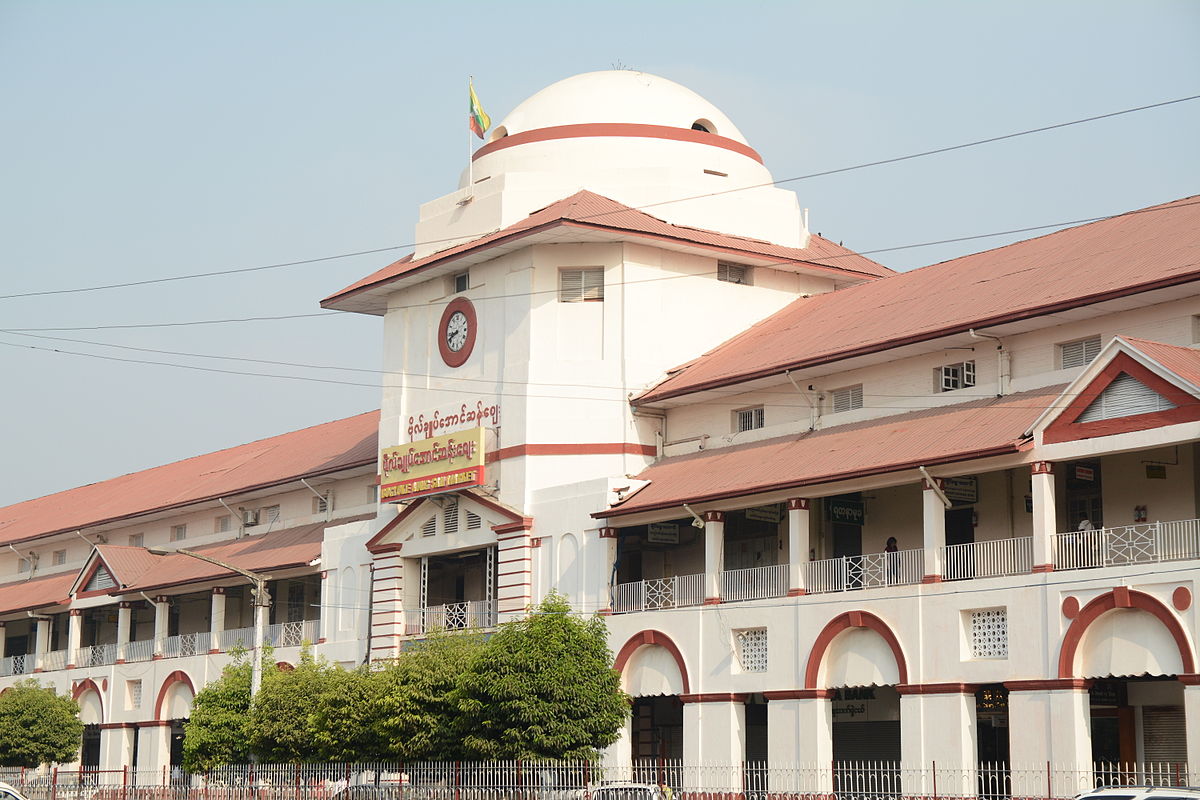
<box><xmin>558</xmin><ymin>268</ymin><xmax>604</xmax><ymax>302</ymax></box>
<box><xmin>466</xmin><ymin>510</ymin><xmax>482</xmax><ymax>530</ymax></box>
<box><xmin>214</xmin><ymin>515</ymin><xmax>232</xmax><ymax>534</ymax></box>
<box><xmin>453</xmin><ymin>271</ymin><xmax>470</xmax><ymax>293</ymax></box>
<box><xmin>261</xmin><ymin>505</ymin><xmax>281</xmax><ymax>524</ymax></box>
<box><xmin>52</xmin><ymin>550</ymin><xmax>66</xmax><ymax>566</ymax></box>
<box><xmin>717</xmin><ymin>262</ymin><xmax>752</xmax><ymax>285</ymax></box>
<box><xmin>170</xmin><ymin>524</ymin><xmax>187</xmax><ymax>542</ymax></box>
<box><xmin>968</xmin><ymin>608</ymin><xmax>1008</xmax><ymax>658</ymax></box>
<box><xmin>1077</xmin><ymin>374</ymin><xmax>1175</xmax><ymax>422</ymax></box>
<box><xmin>830</xmin><ymin>384</ymin><xmax>864</xmax><ymax>413</ymax></box>
<box><xmin>443</xmin><ymin>498</ymin><xmax>459</xmax><ymax>534</ymax></box>
<box><xmin>312</xmin><ymin>493</ymin><xmax>332</xmax><ymax>515</ymax></box>
<box><xmin>421</xmin><ymin>517</ymin><xmax>437</xmax><ymax>537</ymax></box>
<box><xmin>733</xmin><ymin>406</ymin><xmax>765</xmax><ymax>433</ymax></box>
<box><xmin>735</xmin><ymin>628</ymin><xmax>768</xmax><ymax>672</ymax></box>
<box><xmin>128</xmin><ymin>533</ymin><xmax>144</xmax><ymax>548</ymax></box>
<box><xmin>126</xmin><ymin>679</ymin><xmax>142</xmax><ymax>710</ymax></box>
<box><xmin>1060</xmin><ymin>336</ymin><xmax>1102</xmax><ymax>369</ymax></box>
<box><xmin>938</xmin><ymin>361</ymin><xmax>975</xmax><ymax>392</ymax></box>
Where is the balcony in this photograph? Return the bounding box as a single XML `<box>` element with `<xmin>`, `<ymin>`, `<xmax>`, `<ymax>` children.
<box><xmin>0</xmin><ymin>653</ymin><xmax>30</xmax><ymax>677</ymax></box>
<box><xmin>942</xmin><ymin>535</ymin><xmax>1032</xmax><ymax>581</ymax></box>
<box><xmin>805</xmin><ymin>549</ymin><xmax>923</xmax><ymax>594</ymax></box>
<box><xmin>1052</xmin><ymin>519</ymin><xmax>1200</xmax><ymax>570</ymax></box>
<box><xmin>613</xmin><ymin>574</ymin><xmax>704</xmax><ymax>614</ymax></box>
<box><xmin>74</xmin><ymin>643</ymin><xmax>118</xmax><ymax>668</ymax></box>
<box><xmin>404</xmin><ymin>601</ymin><xmax>496</xmax><ymax>635</ymax></box>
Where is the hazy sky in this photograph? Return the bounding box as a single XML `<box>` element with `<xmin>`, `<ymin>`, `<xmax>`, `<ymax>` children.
<box><xmin>2</xmin><ymin>1</ymin><xmax>1198</xmax><ymax>507</ymax></box>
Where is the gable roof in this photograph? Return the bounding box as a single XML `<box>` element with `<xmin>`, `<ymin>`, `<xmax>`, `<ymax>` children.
<box><xmin>1123</xmin><ymin>337</ymin><xmax>1200</xmax><ymax>390</ymax></box>
<box><xmin>0</xmin><ymin>570</ymin><xmax>75</xmax><ymax>617</ymax></box>
<box><xmin>0</xmin><ymin>411</ymin><xmax>379</xmax><ymax>548</ymax></box>
<box><xmin>637</xmin><ymin>196</ymin><xmax>1200</xmax><ymax>405</ymax></box>
<box><xmin>71</xmin><ymin>545</ymin><xmax>161</xmax><ymax>596</ymax></box>
<box><xmin>597</xmin><ymin>385</ymin><xmax>1059</xmax><ymax>519</ymax></box>
<box><xmin>321</xmin><ymin>190</ymin><xmax>892</xmax><ymax>313</ymax></box>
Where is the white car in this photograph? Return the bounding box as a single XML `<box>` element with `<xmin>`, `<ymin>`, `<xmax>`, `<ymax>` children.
<box><xmin>590</xmin><ymin>784</ymin><xmax>668</xmax><ymax>800</ymax></box>
<box><xmin>0</xmin><ymin>782</ymin><xmax>29</xmax><ymax>800</ymax></box>
<box><xmin>1076</xmin><ymin>787</ymin><xmax>1200</xmax><ymax>800</ymax></box>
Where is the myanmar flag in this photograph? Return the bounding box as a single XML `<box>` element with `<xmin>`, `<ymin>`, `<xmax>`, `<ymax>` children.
<box><xmin>469</xmin><ymin>80</ymin><xmax>490</xmax><ymax>139</ymax></box>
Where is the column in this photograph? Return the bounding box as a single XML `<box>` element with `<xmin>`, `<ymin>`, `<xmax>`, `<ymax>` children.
<box><xmin>495</xmin><ymin>524</ymin><xmax>533</xmax><ymax>621</ymax></box>
<box><xmin>1007</xmin><ymin>681</ymin><xmax>1092</xmax><ymax>797</ymax></box>
<box><xmin>152</xmin><ymin>596</ymin><xmax>169</xmax><ymax>658</ymax></box>
<box><xmin>602</xmin><ymin>717</ymin><xmax>634</xmax><ymax>775</ymax></box>
<box><xmin>787</xmin><ymin>499</ymin><xmax>811</xmax><ymax>596</ymax></box>
<box><xmin>898</xmin><ymin>686</ymin><xmax>978</xmax><ymax>795</ymax></box>
<box><xmin>33</xmin><ymin>617</ymin><xmax>50</xmax><ymax>671</ymax></box>
<box><xmin>597</xmin><ymin>528</ymin><xmax>618</xmax><ymax>614</ymax></box>
<box><xmin>369</xmin><ymin>553</ymin><xmax>404</xmax><ymax>661</ymax></box>
<box><xmin>1031</xmin><ymin>462</ymin><xmax>1057</xmax><ymax>572</ymax></box>
<box><xmin>0</xmin><ymin>622</ymin><xmax>6</xmax><ymax>660</ymax></box>
<box><xmin>209</xmin><ymin>587</ymin><xmax>226</xmax><ymax>653</ymax></box>
<box><xmin>116</xmin><ymin>602</ymin><xmax>132</xmax><ymax>663</ymax></box>
<box><xmin>922</xmin><ymin>479</ymin><xmax>947</xmax><ymax>582</ymax></box>
<box><xmin>65</xmin><ymin>609</ymin><xmax>82</xmax><ymax>668</ymax></box>
<box><xmin>136</xmin><ymin>722</ymin><xmax>172</xmax><ymax>776</ymax></box>
<box><xmin>766</xmin><ymin>691</ymin><xmax>833</xmax><ymax>793</ymax></box>
<box><xmin>100</xmin><ymin>725</ymin><xmax>136</xmax><ymax>772</ymax></box>
<box><xmin>530</xmin><ymin>537</ymin><xmax>544</xmax><ymax>607</ymax></box>
<box><xmin>703</xmin><ymin>511</ymin><xmax>725</xmax><ymax>604</ymax></box>
<box><xmin>315</xmin><ymin>574</ymin><xmax>328</xmax><ymax>644</ymax></box>
<box><xmin>682</xmin><ymin>695</ymin><xmax>746</xmax><ymax>791</ymax></box>
<box><xmin>1181</xmin><ymin>678</ymin><xmax>1200</xmax><ymax>783</ymax></box>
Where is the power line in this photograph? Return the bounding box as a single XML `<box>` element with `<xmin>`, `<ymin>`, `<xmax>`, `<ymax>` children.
<box><xmin>2</xmin><ymin>92</ymin><xmax>1195</xmax><ymax>302</ymax></box>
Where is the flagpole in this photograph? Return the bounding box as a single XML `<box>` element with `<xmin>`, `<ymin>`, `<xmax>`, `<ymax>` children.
<box><xmin>468</xmin><ymin>76</ymin><xmax>474</xmax><ymax>192</ymax></box>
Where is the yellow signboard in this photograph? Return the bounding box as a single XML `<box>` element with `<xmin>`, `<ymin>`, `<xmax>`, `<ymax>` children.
<box><xmin>380</xmin><ymin>426</ymin><xmax>486</xmax><ymax>502</ymax></box>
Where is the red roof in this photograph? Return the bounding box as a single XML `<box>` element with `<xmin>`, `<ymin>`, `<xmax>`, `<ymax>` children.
<box><xmin>0</xmin><ymin>571</ymin><xmax>74</xmax><ymax>616</ymax></box>
<box><xmin>91</xmin><ymin>545</ymin><xmax>161</xmax><ymax>590</ymax></box>
<box><xmin>598</xmin><ymin>386</ymin><xmax>1061</xmax><ymax>519</ymax></box>
<box><xmin>1125</xmin><ymin>337</ymin><xmax>1200</xmax><ymax>389</ymax></box>
<box><xmin>322</xmin><ymin>191</ymin><xmax>892</xmax><ymax>309</ymax></box>
<box><xmin>638</xmin><ymin>196</ymin><xmax>1200</xmax><ymax>404</ymax></box>
<box><xmin>0</xmin><ymin>411</ymin><xmax>379</xmax><ymax>547</ymax></box>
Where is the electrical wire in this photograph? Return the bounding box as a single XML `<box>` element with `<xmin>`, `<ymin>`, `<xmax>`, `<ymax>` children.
<box><xmin>2</xmin><ymin>93</ymin><xmax>1195</xmax><ymax>302</ymax></box>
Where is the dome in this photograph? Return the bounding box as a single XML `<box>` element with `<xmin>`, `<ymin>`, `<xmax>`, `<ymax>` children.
<box><xmin>489</xmin><ymin>70</ymin><xmax>749</xmax><ymax>145</ymax></box>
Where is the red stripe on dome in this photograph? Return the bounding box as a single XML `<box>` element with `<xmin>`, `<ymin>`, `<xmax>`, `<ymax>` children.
<box><xmin>472</xmin><ymin>123</ymin><xmax>763</xmax><ymax>164</ymax></box>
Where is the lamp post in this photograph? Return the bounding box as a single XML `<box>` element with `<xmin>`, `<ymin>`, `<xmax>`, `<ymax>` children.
<box><xmin>147</xmin><ymin>546</ymin><xmax>272</xmax><ymax>697</ymax></box>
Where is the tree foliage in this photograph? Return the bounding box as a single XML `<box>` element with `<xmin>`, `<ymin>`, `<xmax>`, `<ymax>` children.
<box><xmin>182</xmin><ymin>657</ymin><xmax>252</xmax><ymax>772</ymax></box>
<box><xmin>249</xmin><ymin>647</ymin><xmax>331</xmax><ymax>763</ymax></box>
<box><xmin>0</xmin><ymin>680</ymin><xmax>84</xmax><ymax>767</ymax></box>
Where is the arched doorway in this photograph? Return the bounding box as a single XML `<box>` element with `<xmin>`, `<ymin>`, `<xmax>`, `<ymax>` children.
<box><xmin>614</xmin><ymin>631</ymin><xmax>690</xmax><ymax>776</ymax></box>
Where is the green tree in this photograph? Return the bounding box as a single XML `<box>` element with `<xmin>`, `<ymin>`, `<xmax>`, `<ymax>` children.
<box><xmin>309</xmin><ymin>665</ymin><xmax>394</xmax><ymax>762</ymax></box>
<box><xmin>0</xmin><ymin>680</ymin><xmax>83</xmax><ymax>767</ymax></box>
<box><xmin>249</xmin><ymin>647</ymin><xmax>330</xmax><ymax>763</ymax></box>
<box><xmin>182</xmin><ymin>657</ymin><xmax>252</xmax><ymax>772</ymax></box>
<box><xmin>455</xmin><ymin>593</ymin><xmax>629</xmax><ymax>759</ymax></box>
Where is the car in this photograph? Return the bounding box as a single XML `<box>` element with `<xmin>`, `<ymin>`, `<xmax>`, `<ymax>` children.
<box><xmin>0</xmin><ymin>782</ymin><xmax>30</xmax><ymax>800</ymax></box>
<box><xmin>589</xmin><ymin>783</ymin><xmax>668</xmax><ymax>800</ymax></box>
<box><xmin>1076</xmin><ymin>787</ymin><xmax>1200</xmax><ymax>800</ymax></box>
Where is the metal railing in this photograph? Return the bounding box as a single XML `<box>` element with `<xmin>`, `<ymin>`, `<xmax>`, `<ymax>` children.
<box><xmin>404</xmin><ymin>601</ymin><xmax>496</xmax><ymax>635</ymax></box>
<box><xmin>612</xmin><ymin>572</ymin><xmax>704</xmax><ymax>614</ymax></box>
<box><xmin>720</xmin><ymin>563</ymin><xmax>789</xmax><ymax>602</ymax></box>
<box><xmin>942</xmin><ymin>536</ymin><xmax>1033</xmax><ymax>581</ymax></box>
<box><xmin>40</xmin><ymin>649</ymin><xmax>66</xmax><ymax>671</ymax></box>
<box><xmin>804</xmin><ymin>548</ymin><xmax>924</xmax><ymax>594</ymax></box>
<box><xmin>160</xmin><ymin>631</ymin><xmax>211</xmax><ymax>659</ymax></box>
<box><xmin>73</xmin><ymin>643</ymin><xmax>118</xmax><ymax>668</ymax></box>
<box><xmin>124</xmin><ymin>638</ymin><xmax>154</xmax><ymax>663</ymax></box>
<box><xmin>0</xmin><ymin>653</ymin><xmax>29</xmax><ymax>677</ymax></box>
<box><xmin>263</xmin><ymin>619</ymin><xmax>319</xmax><ymax>647</ymax></box>
<box><xmin>1053</xmin><ymin>518</ymin><xmax>1200</xmax><ymax>571</ymax></box>
<box><xmin>217</xmin><ymin>625</ymin><xmax>257</xmax><ymax>651</ymax></box>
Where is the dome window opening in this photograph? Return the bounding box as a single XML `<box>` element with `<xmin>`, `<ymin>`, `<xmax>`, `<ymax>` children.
<box><xmin>691</xmin><ymin>118</ymin><xmax>716</xmax><ymax>134</ymax></box>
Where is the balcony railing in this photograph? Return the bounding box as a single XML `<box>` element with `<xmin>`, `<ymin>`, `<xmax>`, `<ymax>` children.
<box><xmin>41</xmin><ymin>649</ymin><xmax>66</xmax><ymax>671</ymax></box>
<box><xmin>942</xmin><ymin>536</ymin><xmax>1033</xmax><ymax>581</ymax></box>
<box><xmin>0</xmin><ymin>654</ymin><xmax>29</xmax><ymax>677</ymax></box>
<box><xmin>263</xmin><ymin>619</ymin><xmax>319</xmax><ymax>648</ymax></box>
<box><xmin>73</xmin><ymin>643</ymin><xmax>118</xmax><ymax>668</ymax></box>
<box><xmin>217</xmin><ymin>625</ymin><xmax>256</xmax><ymax>651</ymax></box>
<box><xmin>804</xmin><ymin>548</ymin><xmax>924</xmax><ymax>594</ymax></box>
<box><xmin>160</xmin><ymin>632</ymin><xmax>211</xmax><ymax>659</ymax></box>
<box><xmin>124</xmin><ymin>638</ymin><xmax>154</xmax><ymax>663</ymax></box>
<box><xmin>721</xmin><ymin>564</ymin><xmax>789</xmax><ymax>603</ymax></box>
<box><xmin>1052</xmin><ymin>519</ymin><xmax>1200</xmax><ymax>571</ymax></box>
<box><xmin>613</xmin><ymin>573</ymin><xmax>705</xmax><ymax>614</ymax></box>
<box><xmin>404</xmin><ymin>601</ymin><xmax>496</xmax><ymax>635</ymax></box>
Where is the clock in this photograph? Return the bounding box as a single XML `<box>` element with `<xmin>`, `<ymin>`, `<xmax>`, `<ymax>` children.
<box><xmin>437</xmin><ymin>297</ymin><xmax>477</xmax><ymax>368</ymax></box>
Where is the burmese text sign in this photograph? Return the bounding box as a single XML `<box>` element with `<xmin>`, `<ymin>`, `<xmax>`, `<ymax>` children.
<box><xmin>380</xmin><ymin>427</ymin><xmax>486</xmax><ymax>501</ymax></box>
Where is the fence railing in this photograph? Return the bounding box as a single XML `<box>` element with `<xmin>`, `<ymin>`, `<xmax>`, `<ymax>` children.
<box><xmin>263</xmin><ymin>620</ymin><xmax>318</xmax><ymax>648</ymax></box>
<box><xmin>612</xmin><ymin>573</ymin><xmax>704</xmax><ymax>614</ymax></box>
<box><xmin>40</xmin><ymin>649</ymin><xmax>66</xmax><ymax>672</ymax></box>
<box><xmin>720</xmin><ymin>563</ymin><xmax>789</xmax><ymax>603</ymax></box>
<box><xmin>217</xmin><ymin>626</ymin><xmax>256</xmax><ymax>651</ymax></box>
<box><xmin>1053</xmin><ymin>518</ymin><xmax>1200</xmax><ymax>571</ymax></box>
<box><xmin>942</xmin><ymin>536</ymin><xmax>1033</xmax><ymax>581</ymax></box>
<box><xmin>124</xmin><ymin>638</ymin><xmax>154</xmax><ymax>663</ymax></box>
<box><xmin>160</xmin><ymin>631</ymin><xmax>212</xmax><ymax>659</ymax></box>
<box><xmin>404</xmin><ymin>602</ymin><xmax>496</xmax><ymax>635</ymax></box>
<box><xmin>0</xmin><ymin>653</ymin><xmax>29</xmax><ymax>677</ymax></box>
<box><xmin>804</xmin><ymin>548</ymin><xmax>924</xmax><ymax>594</ymax></box>
<box><xmin>73</xmin><ymin>643</ymin><xmax>118</xmax><ymax>668</ymax></box>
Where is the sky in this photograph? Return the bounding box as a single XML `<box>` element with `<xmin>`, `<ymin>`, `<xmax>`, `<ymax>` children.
<box><xmin>1</xmin><ymin>1</ymin><xmax>1198</xmax><ymax>507</ymax></box>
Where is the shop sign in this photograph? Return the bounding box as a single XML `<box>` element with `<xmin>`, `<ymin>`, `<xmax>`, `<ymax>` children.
<box><xmin>830</xmin><ymin>687</ymin><xmax>897</xmax><ymax>722</ymax></box>
<box><xmin>745</xmin><ymin>505</ymin><xmax>782</xmax><ymax>524</ymax></box>
<box><xmin>1074</xmin><ymin>465</ymin><xmax>1095</xmax><ymax>482</ymax></box>
<box><xmin>943</xmin><ymin>476</ymin><xmax>978</xmax><ymax>505</ymax></box>
<box><xmin>828</xmin><ymin>499</ymin><xmax>865</xmax><ymax>526</ymax></box>
<box><xmin>647</xmin><ymin>522</ymin><xmax>679</xmax><ymax>544</ymax></box>
<box><xmin>407</xmin><ymin>400</ymin><xmax>501</xmax><ymax>442</ymax></box>
<box><xmin>380</xmin><ymin>426</ymin><xmax>486</xmax><ymax>501</ymax></box>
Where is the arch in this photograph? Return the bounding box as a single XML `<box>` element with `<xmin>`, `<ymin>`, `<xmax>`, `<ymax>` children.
<box><xmin>804</xmin><ymin>611</ymin><xmax>908</xmax><ymax>689</ymax></box>
<box><xmin>154</xmin><ymin>670</ymin><xmax>196</xmax><ymax>721</ymax></box>
<box><xmin>1058</xmin><ymin>588</ymin><xmax>1195</xmax><ymax>679</ymax></box>
<box><xmin>557</xmin><ymin>533</ymin><xmax>580</xmax><ymax>599</ymax></box>
<box><xmin>613</xmin><ymin>630</ymin><xmax>691</xmax><ymax>695</ymax></box>
<box><xmin>339</xmin><ymin>566</ymin><xmax>358</xmax><ymax>633</ymax></box>
<box><xmin>72</xmin><ymin>679</ymin><xmax>104</xmax><ymax>725</ymax></box>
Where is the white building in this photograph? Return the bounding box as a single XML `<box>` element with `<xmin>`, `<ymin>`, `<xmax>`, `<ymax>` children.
<box><xmin>3</xmin><ymin>70</ymin><xmax>1200</xmax><ymax>783</ymax></box>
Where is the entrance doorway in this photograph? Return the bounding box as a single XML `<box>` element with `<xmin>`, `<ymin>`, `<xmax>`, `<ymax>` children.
<box><xmin>1066</xmin><ymin>461</ymin><xmax>1103</xmax><ymax>529</ymax></box>
<box><xmin>632</xmin><ymin>696</ymin><xmax>683</xmax><ymax>761</ymax></box>
<box><xmin>81</xmin><ymin>725</ymin><xmax>101</xmax><ymax>770</ymax></box>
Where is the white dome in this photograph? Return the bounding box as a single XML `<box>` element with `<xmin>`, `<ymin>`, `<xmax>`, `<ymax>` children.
<box><xmin>491</xmin><ymin>70</ymin><xmax>749</xmax><ymax>145</ymax></box>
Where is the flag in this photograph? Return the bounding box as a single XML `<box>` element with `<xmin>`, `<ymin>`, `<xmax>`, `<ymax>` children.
<box><xmin>469</xmin><ymin>79</ymin><xmax>490</xmax><ymax>140</ymax></box>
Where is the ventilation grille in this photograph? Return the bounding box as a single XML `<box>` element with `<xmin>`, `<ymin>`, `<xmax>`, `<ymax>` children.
<box><xmin>717</xmin><ymin>262</ymin><xmax>752</xmax><ymax>285</ymax></box>
<box><xmin>86</xmin><ymin>567</ymin><xmax>116</xmax><ymax>593</ymax></box>
<box><xmin>1061</xmin><ymin>337</ymin><xmax>1102</xmax><ymax>369</ymax></box>
<box><xmin>735</xmin><ymin>628</ymin><xmax>768</xmax><ymax>672</ymax></box>
<box><xmin>969</xmin><ymin>608</ymin><xmax>1007</xmax><ymax>658</ymax></box>
<box><xmin>466</xmin><ymin>510</ymin><xmax>482</xmax><ymax>530</ymax></box>
<box><xmin>831</xmin><ymin>385</ymin><xmax>863</xmax><ymax>414</ymax></box>
<box><xmin>421</xmin><ymin>517</ymin><xmax>437</xmax><ymax>537</ymax></box>
<box><xmin>443</xmin><ymin>499</ymin><xmax>459</xmax><ymax>534</ymax></box>
<box><xmin>1078</xmin><ymin>373</ymin><xmax>1175</xmax><ymax>422</ymax></box>
<box><xmin>559</xmin><ymin>268</ymin><xmax>605</xmax><ymax>302</ymax></box>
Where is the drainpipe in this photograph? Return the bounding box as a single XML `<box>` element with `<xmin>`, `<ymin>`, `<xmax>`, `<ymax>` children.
<box><xmin>969</xmin><ymin>329</ymin><xmax>1007</xmax><ymax>397</ymax></box>
<box><xmin>786</xmin><ymin>371</ymin><xmax>822</xmax><ymax>431</ymax></box>
<box><xmin>632</xmin><ymin>407</ymin><xmax>667</xmax><ymax>459</ymax></box>
<box><xmin>300</xmin><ymin>479</ymin><xmax>332</xmax><ymax>521</ymax></box>
<box><xmin>918</xmin><ymin>467</ymin><xmax>952</xmax><ymax>509</ymax></box>
<box><xmin>216</xmin><ymin>498</ymin><xmax>243</xmax><ymax>536</ymax></box>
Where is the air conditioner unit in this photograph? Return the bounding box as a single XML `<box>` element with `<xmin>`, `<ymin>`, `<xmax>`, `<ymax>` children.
<box><xmin>242</xmin><ymin>509</ymin><xmax>259</xmax><ymax>526</ymax></box>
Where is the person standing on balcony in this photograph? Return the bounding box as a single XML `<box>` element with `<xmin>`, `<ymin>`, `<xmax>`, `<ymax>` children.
<box><xmin>884</xmin><ymin>537</ymin><xmax>899</xmax><ymax>584</ymax></box>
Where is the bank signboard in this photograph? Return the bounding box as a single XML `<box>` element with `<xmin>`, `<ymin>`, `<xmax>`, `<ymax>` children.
<box><xmin>380</xmin><ymin>426</ymin><xmax>486</xmax><ymax>501</ymax></box>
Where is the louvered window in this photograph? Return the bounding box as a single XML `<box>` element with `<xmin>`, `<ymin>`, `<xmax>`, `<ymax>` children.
<box><xmin>261</xmin><ymin>505</ymin><xmax>281</xmax><ymax>524</ymax></box>
<box><xmin>938</xmin><ymin>361</ymin><xmax>975</xmax><ymax>392</ymax></box>
<box><xmin>1060</xmin><ymin>336</ymin><xmax>1102</xmax><ymax>369</ymax></box>
<box><xmin>717</xmin><ymin>262</ymin><xmax>752</xmax><ymax>285</ymax></box>
<box><xmin>214</xmin><ymin>515</ymin><xmax>231</xmax><ymax>533</ymax></box>
<box><xmin>466</xmin><ymin>510</ymin><xmax>482</xmax><ymax>530</ymax></box>
<box><xmin>734</xmin><ymin>406</ymin><xmax>765</xmax><ymax>433</ymax></box>
<box><xmin>831</xmin><ymin>384</ymin><xmax>863</xmax><ymax>413</ymax></box>
<box><xmin>1077</xmin><ymin>374</ymin><xmax>1175</xmax><ymax>422</ymax></box>
<box><xmin>86</xmin><ymin>566</ymin><xmax>116</xmax><ymax>592</ymax></box>
<box><xmin>558</xmin><ymin>268</ymin><xmax>604</xmax><ymax>302</ymax></box>
<box><xmin>53</xmin><ymin>550</ymin><xmax>66</xmax><ymax>566</ymax></box>
<box><xmin>312</xmin><ymin>492</ymin><xmax>332</xmax><ymax>514</ymax></box>
<box><xmin>443</xmin><ymin>498</ymin><xmax>459</xmax><ymax>534</ymax></box>
<box><xmin>421</xmin><ymin>517</ymin><xmax>437</xmax><ymax>537</ymax></box>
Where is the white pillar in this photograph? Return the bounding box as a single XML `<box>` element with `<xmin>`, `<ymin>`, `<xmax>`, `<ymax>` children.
<box><xmin>1008</xmin><ymin>683</ymin><xmax>1092</xmax><ymax>796</ymax></box>
<box><xmin>0</xmin><ymin>622</ymin><xmax>6</xmax><ymax>660</ymax></box>
<box><xmin>899</xmin><ymin>688</ymin><xmax>978</xmax><ymax>795</ymax></box>
<box><xmin>153</xmin><ymin>596</ymin><xmax>169</xmax><ymax>657</ymax></box>
<box><xmin>100</xmin><ymin>726</ymin><xmax>135</xmax><ymax>772</ymax></box>
<box><xmin>315</xmin><ymin>574</ymin><xmax>329</xmax><ymax>644</ymax></box>
<box><xmin>787</xmin><ymin>499</ymin><xmax>811</xmax><ymax>595</ymax></box>
<box><xmin>682</xmin><ymin>697</ymin><xmax>745</xmax><ymax>791</ymax></box>
<box><xmin>66</xmin><ymin>609</ymin><xmax>82</xmax><ymax>668</ymax></box>
<box><xmin>704</xmin><ymin>511</ymin><xmax>725</xmax><ymax>604</ymax></box>
<box><xmin>209</xmin><ymin>587</ymin><xmax>226</xmax><ymax>652</ymax></box>
<box><xmin>137</xmin><ymin>722</ymin><xmax>172</xmax><ymax>776</ymax></box>
<box><xmin>603</xmin><ymin>717</ymin><xmax>634</xmax><ymax>775</ymax></box>
<box><xmin>1183</xmin><ymin>681</ymin><xmax>1200</xmax><ymax>784</ymax></box>
<box><xmin>33</xmin><ymin>617</ymin><xmax>50</xmax><ymax>671</ymax></box>
<box><xmin>116</xmin><ymin>602</ymin><xmax>132</xmax><ymax>663</ymax></box>
<box><xmin>598</xmin><ymin>528</ymin><xmax>618</xmax><ymax>613</ymax></box>
<box><xmin>922</xmin><ymin>479</ymin><xmax>947</xmax><ymax>582</ymax></box>
<box><xmin>1031</xmin><ymin>462</ymin><xmax>1057</xmax><ymax>571</ymax></box>
<box><xmin>767</xmin><ymin>693</ymin><xmax>833</xmax><ymax>792</ymax></box>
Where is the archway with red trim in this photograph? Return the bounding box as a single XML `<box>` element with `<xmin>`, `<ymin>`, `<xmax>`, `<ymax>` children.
<box><xmin>72</xmin><ymin>678</ymin><xmax>105</xmax><ymax>725</ymax></box>
<box><xmin>154</xmin><ymin>670</ymin><xmax>196</xmax><ymax>721</ymax></box>
<box><xmin>1058</xmin><ymin>588</ymin><xmax>1196</xmax><ymax>679</ymax></box>
<box><xmin>804</xmin><ymin>611</ymin><xmax>909</xmax><ymax>689</ymax></box>
<box><xmin>613</xmin><ymin>629</ymin><xmax>691</xmax><ymax>695</ymax></box>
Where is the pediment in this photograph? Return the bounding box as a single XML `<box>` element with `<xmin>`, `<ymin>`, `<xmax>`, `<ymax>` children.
<box><xmin>366</xmin><ymin>490</ymin><xmax>531</xmax><ymax>554</ymax></box>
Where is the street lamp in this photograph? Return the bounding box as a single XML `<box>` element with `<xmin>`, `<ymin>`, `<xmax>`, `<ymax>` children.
<box><xmin>147</xmin><ymin>546</ymin><xmax>272</xmax><ymax>697</ymax></box>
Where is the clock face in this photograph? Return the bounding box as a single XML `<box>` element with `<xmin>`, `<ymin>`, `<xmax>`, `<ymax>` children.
<box><xmin>437</xmin><ymin>298</ymin><xmax>477</xmax><ymax>367</ymax></box>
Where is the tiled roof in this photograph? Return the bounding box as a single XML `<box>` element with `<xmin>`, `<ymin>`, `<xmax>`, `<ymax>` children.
<box><xmin>92</xmin><ymin>545</ymin><xmax>161</xmax><ymax>589</ymax></box>
<box><xmin>598</xmin><ymin>386</ymin><xmax>1062</xmax><ymax>519</ymax></box>
<box><xmin>321</xmin><ymin>190</ymin><xmax>892</xmax><ymax>308</ymax></box>
<box><xmin>0</xmin><ymin>411</ymin><xmax>379</xmax><ymax>547</ymax></box>
<box><xmin>638</xmin><ymin>196</ymin><xmax>1200</xmax><ymax>404</ymax></box>
<box><xmin>0</xmin><ymin>571</ymin><xmax>74</xmax><ymax>616</ymax></box>
<box><xmin>1125</xmin><ymin>337</ymin><xmax>1200</xmax><ymax>389</ymax></box>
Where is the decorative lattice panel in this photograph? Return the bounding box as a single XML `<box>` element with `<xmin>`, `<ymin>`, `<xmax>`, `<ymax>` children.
<box><xmin>736</xmin><ymin>628</ymin><xmax>768</xmax><ymax>672</ymax></box>
<box><xmin>970</xmin><ymin>608</ymin><xmax>1008</xmax><ymax>658</ymax></box>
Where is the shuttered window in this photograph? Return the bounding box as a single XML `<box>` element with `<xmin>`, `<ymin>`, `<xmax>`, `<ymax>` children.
<box><xmin>466</xmin><ymin>510</ymin><xmax>482</xmax><ymax>530</ymax></box>
<box><xmin>558</xmin><ymin>268</ymin><xmax>604</xmax><ymax>302</ymax></box>
<box><xmin>1060</xmin><ymin>336</ymin><xmax>1102</xmax><ymax>369</ymax></box>
<box><xmin>717</xmin><ymin>262</ymin><xmax>752</xmax><ymax>285</ymax></box>
<box><xmin>938</xmin><ymin>361</ymin><xmax>975</xmax><ymax>392</ymax></box>
<box><xmin>1142</xmin><ymin>706</ymin><xmax>1186</xmax><ymax>763</ymax></box>
<box><xmin>421</xmin><ymin>517</ymin><xmax>437</xmax><ymax>537</ymax></box>
<box><xmin>831</xmin><ymin>385</ymin><xmax>863</xmax><ymax>413</ymax></box>
<box><xmin>86</xmin><ymin>566</ymin><xmax>116</xmax><ymax>592</ymax></box>
<box><xmin>443</xmin><ymin>498</ymin><xmax>459</xmax><ymax>534</ymax></box>
<box><xmin>1077</xmin><ymin>373</ymin><xmax>1175</xmax><ymax>422</ymax></box>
